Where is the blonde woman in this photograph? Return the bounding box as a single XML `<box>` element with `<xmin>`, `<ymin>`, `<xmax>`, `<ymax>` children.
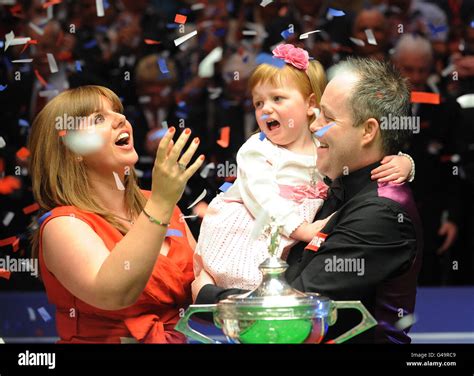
<box><xmin>28</xmin><ymin>85</ymin><xmax>204</xmax><ymax>343</ymax></box>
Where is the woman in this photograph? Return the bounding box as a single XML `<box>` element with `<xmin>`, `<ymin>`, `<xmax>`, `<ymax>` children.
<box><xmin>28</xmin><ymin>85</ymin><xmax>204</xmax><ymax>343</ymax></box>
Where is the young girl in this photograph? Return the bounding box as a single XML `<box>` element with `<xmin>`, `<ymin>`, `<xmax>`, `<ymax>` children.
<box><xmin>194</xmin><ymin>44</ymin><xmax>414</xmax><ymax>290</ymax></box>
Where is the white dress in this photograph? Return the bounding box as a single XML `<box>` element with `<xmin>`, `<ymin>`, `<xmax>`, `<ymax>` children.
<box><xmin>194</xmin><ymin>134</ymin><xmax>328</xmax><ymax>290</ymax></box>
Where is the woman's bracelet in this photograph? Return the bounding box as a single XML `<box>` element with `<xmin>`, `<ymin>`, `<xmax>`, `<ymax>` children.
<box><xmin>398</xmin><ymin>151</ymin><xmax>415</xmax><ymax>183</ymax></box>
<box><xmin>142</xmin><ymin>208</ymin><xmax>170</xmax><ymax>227</ymax></box>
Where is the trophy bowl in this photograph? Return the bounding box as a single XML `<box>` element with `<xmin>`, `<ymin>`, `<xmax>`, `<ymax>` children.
<box><xmin>176</xmin><ymin>257</ymin><xmax>377</xmax><ymax>344</ymax></box>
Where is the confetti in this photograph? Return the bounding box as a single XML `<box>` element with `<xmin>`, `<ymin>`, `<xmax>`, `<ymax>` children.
<box><xmin>174</xmin><ymin>14</ymin><xmax>187</xmax><ymax>24</ymax></box>
<box><xmin>2</xmin><ymin>212</ymin><xmax>14</xmax><ymax>227</ymax></box>
<box><xmin>0</xmin><ymin>236</ymin><xmax>16</xmax><ymax>247</ymax></box>
<box><xmin>96</xmin><ymin>0</ymin><xmax>105</xmax><ymax>17</ymax></box>
<box><xmin>180</xmin><ymin>214</ymin><xmax>198</xmax><ymax>221</ymax></box>
<box><xmin>20</xmin><ymin>39</ymin><xmax>37</xmax><ymax>54</ymax></box>
<box><xmin>260</xmin><ymin>0</ymin><xmax>273</xmax><ymax>7</ymax></box>
<box><xmin>148</xmin><ymin>128</ymin><xmax>167</xmax><ymax>141</ymax></box>
<box><xmin>173</xmin><ymin>30</ymin><xmax>198</xmax><ymax>47</ymax></box>
<box><xmin>200</xmin><ymin>162</ymin><xmax>215</xmax><ymax>178</ymax></box>
<box><xmin>242</xmin><ymin>30</ymin><xmax>258</xmax><ymax>36</ymax></box>
<box><xmin>440</xmin><ymin>63</ymin><xmax>455</xmax><ymax>77</ymax></box>
<box><xmin>208</xmin><ymin>87</ymin><xmax>222</xmax><ymax>99</ymax></box>
<box><xmin>23</xmin><ymin>203</ymin><xmax>40</xmax><ymax>215</ymax></box>
<box><xmin>166</xmin><ymin>229</ymin><xmax>183</xmax><ymax>237</ymax></box>
<box><xmin>410</xmin><ymin>91</ymin><xmax>440</xmax><ymax>105</ymax></box>
<box><xmin>394</xmin><ymin>313</ymin><xmax>417</xmax><ymax>330</ymax></box>
<box><xmin>198</xmin><ymin>46</ymin><xmax>223</xmax><ymax>78</ymax></box>
<box><xmin>28</xmin><ymin>22</ymin><xmax>44</xmax><ymax>36</ymax></box>
<box><xmin>12</xmin><ymin>237</ymin><xmax>19</xmax><ymax>253</ymax></box>
<box><xmin>4</xmin><ymin>31</ymin><xmax>31</xmax><ymax>51</ymax></box>
<box><xmin>281</xmin><ymin>27</ymin><xmax>294</xmax><ymax>39</ymax></box>
<box><xmin>37</xmin><ymin>307</ymin><xmax>52</xmax><ymax>322</ymax></box>
<box><xmin>161</xmin><ymin>121</ymin><xmax>168</xmax><ymax>129</ymax></box>
<box><xmin>144</xmin><ymin>39</ymin><xmax>161</xmax><ymax>45</ymax></box>
<box><xmin>27</xmin><ymin>307</ymin><xmax>36</xmax><ymax>321</ymax></box>
<box><xmin>365</xmin><ymin>29</ymin><xmax>377</xmax><ymax>45</ymax></box>
<box><xmin>456</xmin><ymin>94</ymin><xmax>474</xmax><ymax>108</ymax></box>
<box><xmin>219</xmin><ymin>182</ymin><xmax>233</xmax><ymax>192</ymax></box>
<box><xmin>12</xmin><ymin>59</ymin><xmax>33</xmax><ymax>63</ymax></box>
<box><xmin>112</xmin><ymin>172</ymin><xmax>125</xmax><ymax>191</ymax></box>
<box><xmin>16</xmin><ymin>146</ymin><xmax>30</xmax><ymax>160</ymax></box>
<box><xmin>37</xmin><ymin>211</ymin><xmax>52</xmax><ymax>226</ymax></box>
<box><xmin>187</xmin><ymin>189</ymin><xmax>207</xmax><ymax>209</ymax></box>
<box><xmin>314</xmin><ymin>122</ymin><xmax>336</xmax><ymax>138</ymax></box>
<box><xmin>191</xmin><ymin>3</ymin><xmax>205</xmax><ymax>10</ymax></box>
<box><xmin>299</xmin><ymin>30</ymin><xmax>321</xmax><ymax>39</ymax></box>
<box><xmin>471</xmin><ymin>21</ymin><xmax>474</xmax><ymax>28</ymax></box>
<box><xmin>217</xmin><ymin>126</ymin><xmax>230</xmax><ymax>148</ymax></box>
<box><xmin>259</xmin><ymin>132</ymin><xmax>266</xmax><ymax>141</ymax></box>
<box><xmin>260</xmin><ymin>114</ymin><xmax>270</xmax><ymax>121</ymax></box>
<box><xmin>0</xmin><ymin>85</ymin><xmax>7</xmax><ymax>91</ymax></box>
<box><xmin>84</xmin><ymin>39</ymin><xmax>98</xmax><ymax>49</ymax></box>
<box><xmin>0</xmin><ymin>270</ymin><xmax>11</xmax><ymax>280</ymax></box>
<box><xmin>46</xmin><ymin>53</ymin><xmax>59</xmax><ymax>74</ymax></box>
<box><xmin>75</xmin><ymin>60</ymin><xmax>82</xmax><ymax>72</ymax></box>
<box><xmin>0</xmin><ymin>137</ymin><xmax>5</xmax><ymax>148</ymax></box>
<box><xmin>158</xmin><ymin>57</ymin><xmax>169</xmax><ymax>74</ymax></box>
<box><xmin>34</xmin><ymin>69</ymin><xmax>48</xmax><ymax>86</ymax></box>
<box><xmin>327</xmin><ymin>8</ymin><xmax>345</xmax><ymax>17</ymax></box>
<box><xmin>428</xmin><ymin>23</ymin><xmax>447</xmax><ymax>36</ymax></box>
<box><xmin>43</xmin><ymin>0</ymin><xmax>61</xmax><ymax>8</ymax></box>
<box><xmin>349</xmin><ymin>37</ymin><xmax>365</xmax><ymax>47</ymax></box>
<box><xmin>256</xmin><ymin>53</ymin><xmax>285</xmax><ymax>68</ymax></box>
<box><xmin>63</xmin><ymin>131</ymin><xmax>104</xmax><ymax>155</ymax></box>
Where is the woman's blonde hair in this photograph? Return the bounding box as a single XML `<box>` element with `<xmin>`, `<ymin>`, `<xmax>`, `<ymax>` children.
<box><xmin>28</xmin><ymin>85</ymin><xmax>147</xmax><ymax>261</ymax></box>
<box><xmin>248</xmin><ymin>60</ymin><xmax>327</xmax><ymax>124</ymax></box>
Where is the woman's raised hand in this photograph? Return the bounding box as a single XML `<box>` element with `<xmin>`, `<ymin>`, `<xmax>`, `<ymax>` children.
<box><xmin>151</xmin><ymin>127</ymin><xmax>204</xmax><ymax>204</ymax></box>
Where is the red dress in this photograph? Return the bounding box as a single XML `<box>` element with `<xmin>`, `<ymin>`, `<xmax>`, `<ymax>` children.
<box><xmin>38</xmin><ymin>191</ymin><xmax>194</xmax><ymax>343</ymax></box>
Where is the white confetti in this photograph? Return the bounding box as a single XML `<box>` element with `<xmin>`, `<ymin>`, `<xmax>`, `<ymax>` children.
<box><xmin>441</xmin><ymin>63</ymin><xmax>455</xmax><ymax>77</ymax></box>
<box><xmin>46</xmin><ymin>53</ymin><xmax>58</xmax><ymax>73</ymax></box>
<box><xmin>174</xmin><ymin>30</ymin><xmax>198</xmax><ymax>47</ymax></box>
<box><xmin>0</xmin><ymin>136</ymin><xmax>5</xmax><ymax>149</ymax></box>
<box><xmin>260</xmin><ymin>0</ymin><xmax>273</xmax><ymax>6</ymax></box>
<box><xmin>299</xmin><ymin>30</ymin><xmax>322</xmax><ymax>39</ymax></box>
<box><xmin>208</xmin><ymin>87</ymin><xmax>222</xmax><ymax>100</ymax></box>
<box><xmin>2</xmin><ymin>212</ymin><xmax>14</xmax><ymax>227</ymax></box>
<box><xmin>39</xmin><ymin>89</ymin><xmax>59</xmax><ymax>98</ymax></box>
<box><xmin>138</xmin><ymin>95</ymin><xmax>151</xmax><ymax>104</ymax></box>
<box><xmin>11</xmin><ymin>59</ymin><xmax>33</xmax><ymax>63</ymax></box>
<box><xmin>242</xmin><ymin>30</ymin><xmax>258</xmax><ymax>36</ymax></box>
<box><xmin>37</xmin><ymin>307</ymin><xmax>52</xmax><ymax>322</ymax></box>
<box><xmin>187</xmin><ymin>189</ymin><xmax>207</xmax><ymax>209</ymax></box>
<box><xmin>198</xmin><ymin>46</ymin><xmax>223</xmax><ymax>78</ymax></box>
<box><xmin>365</xmin><ymin>29</ymin><xmax>377</xmax><ymax>45</ymax></box>
<box><xmin>0</xmin><ymin>337</ymin><xmax>4</xmax><ymax>344</ymax></box>
<box><xmin>200</xmin><ymin>162</ymin><xmax>215</xmax><ymax>178</ymax></box>
<box><xmin>113</xmin><ymin>172</ymin><xmax>125</xmax><ymax>191</ymax></box>
<box><xmin>4</xmin><ymin>30</ymin><xmax>30</xmax><ymax>51</ymax></box>
<box><xmin>96</xmin><ymin>0</ymin><xmax>105</xmax><ymax>17</ymax></box>
<box><xmin>349</xmin><ymin>37</ymin><xmax>365</xmax><ymax>47</ymax></box>
<box><xmin>29</xmin><ymin>22</ymin><xmax>44</xmax><ymax>36</ymax></box>
<box><xmin>456</xmin><ymin>93</ymin><xmax>474</xmax><ymax>109</ymax></box>
<box><xmin>395</xmin><ymin>314</ymin><xmax>417</xmax><ymax>330</ymax></box>
<box><xmin>63</xmin><ymin>131</ymin><xmax>104</xmax><ymax>155</ymax></box>
<box><xmin>27</xmin><ymin>307</ymin><xmax>36</xmax><ymax>321</ymax></box>
<box><xmin>191</xmin><ymin>3</ymin><xmax>205</xmax><ymax>10</ymax></box>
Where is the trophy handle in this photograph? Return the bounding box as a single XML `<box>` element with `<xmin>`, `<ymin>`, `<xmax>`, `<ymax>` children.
<box><xmin>175</xmin><ymin>304</ymin><xmax>221</xmax><ymax>344</ymax></box>
<box><xmin>327</xmin><ymin>301</ymin><xmax>378</xmax><ymax>344</ymax></box>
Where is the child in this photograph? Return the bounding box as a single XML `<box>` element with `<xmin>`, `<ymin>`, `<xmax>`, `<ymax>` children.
<box><xmin>195</xmin><ymin>44</ymin><xmax>414</xmax><ymax>290</ymax></box>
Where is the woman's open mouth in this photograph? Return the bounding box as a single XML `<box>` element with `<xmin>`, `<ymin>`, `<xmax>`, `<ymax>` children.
<box><xmin>114</xmin><ymin>131</ymin><xmax>132</xmax><ymax>149</ymax></box>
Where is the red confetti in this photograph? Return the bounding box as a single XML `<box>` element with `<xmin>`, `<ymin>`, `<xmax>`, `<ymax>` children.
<box><xmin>144</xmin><ymin>39</ymin><xmax>161</xmax><ymax>45</ymax></box>
<box><xmin>20</xmin><ymin>39</ymin><xmax>38</xmax><ymax>54</ymax></box>
<box><xmin>16</xmin><ymin>146</ymin><xmax>30</xmax><ymax>160</ymax></box>
<box><xmin>43</xmin><ymin>0</ymin><xmax>62</xmax><ymax>9</ymax></box>
<box><xmin>23</xmin><ymin>202</ymin><xmax>40</xmax><ymax>215</ymax></box>
<box><xmin>34</xmin><ymin>69</ymin><xmax>48</xmax><ymax>87</ymax></box>
<box><xmin>0</xmin><ymin>176</ymin><xmax>21</xmax><ymax>195</ymax></box>
<box><xmin>0</xmin><ymin>269</ymin><xmax>11</xmax><ymax>280</ymax></box>
<box><xmin>174</xmin><ymin>14</ymin><xmax>187</xmax><ymax>24</ymax></box>
<box><xmin>12</xmin><ymin>237</ymin><xmax>20</xmax><ymax>253</ymax></box>
<box><xmin>217</xmin><ymin>126</ymin><xmax>230</xmax><ymax>148</ymax></box>
<box><xmin>411</xmin><ymin>91</ymin><xmax>440</xmax><ymax>105</ymax></box>
<box><xmin>58</xmin><ymin>130</ymin><xmax>67</xmax><ymax>137</ymax></box>
<box><xmin>0</xmin><ymin>237</ymin><xmax>16</xmax><ymax>247</ymax></box>
<box><xmin>10</xmin><ymin>4</ymin><xmax>24</xmax><ymax>18</ymax></box>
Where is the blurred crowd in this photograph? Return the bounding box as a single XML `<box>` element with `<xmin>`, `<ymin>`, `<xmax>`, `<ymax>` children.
<box><xmin>1</xmin><ymin>0</ymin><xmax>474</xmax><ymax>290</ymax></box>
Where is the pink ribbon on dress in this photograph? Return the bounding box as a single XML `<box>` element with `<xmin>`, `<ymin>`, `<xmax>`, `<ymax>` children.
<box><xmin>278</xmin><ymin>181</ymin><xmax>329</xmax><ymax>203</ymax></box>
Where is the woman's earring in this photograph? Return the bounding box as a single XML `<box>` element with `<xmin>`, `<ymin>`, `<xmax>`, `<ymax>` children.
<box><xmin>76</xmin><ymin>156</ymin><xmax>83</xmax><ymax>162</ymax></box>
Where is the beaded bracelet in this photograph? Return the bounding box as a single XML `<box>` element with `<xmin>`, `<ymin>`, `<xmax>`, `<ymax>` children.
<box><xmin>143</xmin><ymin>208</ymin><xmax>170</xmax><ymax>227</ymax></box>
<box><xmin>398</xmin><ymin>151</ymin><xmax>415</xmax><ymax>183</ymax></box>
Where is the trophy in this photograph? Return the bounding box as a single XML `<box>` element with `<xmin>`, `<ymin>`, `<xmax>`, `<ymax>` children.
<box><xmin>176</xmin><ymin>219</ymin><xmax>377</xmax><ymax>344</ymax></box>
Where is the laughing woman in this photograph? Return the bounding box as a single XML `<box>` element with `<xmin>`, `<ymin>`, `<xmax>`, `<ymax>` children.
<box><xmin>28</xmin><ymin>85</ymin><xmax>204</xmax><ymax>343</ymax></box>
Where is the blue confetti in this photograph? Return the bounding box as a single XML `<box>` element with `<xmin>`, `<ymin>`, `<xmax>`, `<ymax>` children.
<box><xmin>84</xmin><ymin>39</ymin><xmax>98</xmax><ymax>49</ymax></box>
<box><xmin>0</xmin><ymin>84</ymin><xmax>7</xmax><ymax>91</ymax></box>
<box><xmin>37</xmin><ymin>211</ymin><xmax>52</xmax><ymax>226</ymax></box>
<box><xmin>281</xmin><ymin>28</ymin><xmax>294</xmax><ymax>39</ymax></box>
<box><xmin>95</xmin><ymin>25</ymin><xmax>108</xmax><ymax>33</ymax></box>
<box><xmin>428</xmin><ymin>23</ymin><xmax>447</xmax><ymax>36</ymax></box>
<box><xmin>18</xmin><ymin>119</ymin><xmax>29</xmax><ymax>127</ymax></box>
<box><xmin>256</xmin><ymin>53</ymin><xmax>285</xmax><ymax>68</ymax></box>
<box><xmin>75</xmin><ymin>60</ymin><xmax>82</xmax><ymax>72</ymax></box>
<box><xmin>166</xmin><ymin>23</ymin><xmax>179</xmax><ymax>29</ymax></box>
<box><xmin>175</xmin><ymin>111</ymin><xmax>188</xmax><ymax>119</ymax></box>
<box><xmin>158</xmin><ymin>58</ymin><xmax>169</xmax><ymax>74</ymax></box>
<box><xmin>471</xmin><ymin>21</ymin><xmax>474</xmax><ymax>28</ymax></box>
<box><xmin>178</xmin><ymin>8</ymin><xmax>191</xmax><ymax>15</ymax></box>
<box><xmin>0</xmin><ymin>41</ymin><xmax>3</xmax><ymax>48</ymax></box>
<box><xmin>260</xmin><ymin>114</ymin><xmax>269</xmax><ymax>120</ymax></box>
<box><xmin>148</xmin><ymin>128</ymin><xmax>167</xmax><ymax>141</ymax></box>
<box><xmin>259</xmin><ymin>132</ymin><xmax>267</xmax><ymax>141</ymax></box>
<box><xmin>37</xmin><ymin>307</ymin><xmax>52</xmax><ymax>322</ymax></box>
<box><xmin>214</xmin><ymin>28</ymin><xmax>226</xmax><ymax>37</ymax></box>
<box><xmin>314</xmin><ymin>122</ymin><xmax>336</xmax><ymax>138</ymax></box>
<box><xmin>177</xmin><ymin>101</ymin><xmax>187</xmax><ymax>109</ymax></box>
<box><xmin>327</xmin><ymin>8</ymin><xmax>345</xmax><ymax>17</ymax></box>
<box><xmin>103</xmin><ymin>0</ymin><xmax>110</xmax><ymax>9</ymax></box>
<box><xmin>219</xmin><ymin>182</ymin><xmax>233</xmax><ymax>192</ymax></box>
<box><xmin>166</xmin><ymin>229</ymin><xmax>183</xmax><ymax>237</ymax></box>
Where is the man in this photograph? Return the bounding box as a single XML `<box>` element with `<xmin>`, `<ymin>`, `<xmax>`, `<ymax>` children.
<box><xmin>193</xmin><ymin>57</ymin><xmax>422</xmax><ymax>344</ymax></box>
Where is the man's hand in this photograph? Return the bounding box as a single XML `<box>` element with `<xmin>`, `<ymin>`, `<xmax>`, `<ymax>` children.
<box><xmin>437</xmin><ymin>220</ymin><xmax>458</xmax><ymax>255</ymax></box>
<box><xmin>192</xmin><ymin>269</ymin><xmax>215</xmax><ymax>302</ymax></box>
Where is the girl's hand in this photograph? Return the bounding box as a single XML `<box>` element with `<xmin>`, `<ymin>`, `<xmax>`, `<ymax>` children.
<box><xmin>151</xmin><ymin>127</ymin><xmax>204</xmax><ymax>205</ymax></box>
<box><xmin>371</xmin><ymin>154</ymin><xmax>413</xmax><ymax>184</ymax></box>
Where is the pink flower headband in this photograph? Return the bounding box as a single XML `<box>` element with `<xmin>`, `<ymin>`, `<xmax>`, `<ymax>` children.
<box><xmin>272</xmin><ymin>44</ymin><xmax>309</xmax><ymax>71</ymax></box>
